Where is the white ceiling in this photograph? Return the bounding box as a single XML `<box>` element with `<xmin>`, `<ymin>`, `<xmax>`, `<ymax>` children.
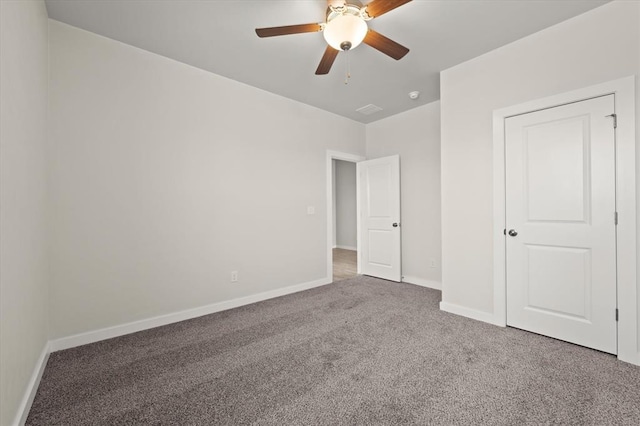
<box><xmin>44</xmin><ymin>0</ymin><xmax>610</xmax><ymax>123</ymax></box>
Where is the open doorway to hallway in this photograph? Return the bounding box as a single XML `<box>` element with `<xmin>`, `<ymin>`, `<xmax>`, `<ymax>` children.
<box><xmin>332</xmin><ymin>159</ymin><xmax>358</xmax><ymax>282</ymax></box>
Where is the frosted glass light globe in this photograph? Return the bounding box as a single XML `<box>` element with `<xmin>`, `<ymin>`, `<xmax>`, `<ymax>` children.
<box><xmin>323</xmin><ymin>14</ymin><xmax>368</xmax><ymax>51</ymax></box>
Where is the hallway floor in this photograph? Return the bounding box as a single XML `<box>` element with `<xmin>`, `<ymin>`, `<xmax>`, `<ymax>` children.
<box><xmin>333</xmin><ymin>248</ymin><xmax>357</xmax><ymax>282</ymax></box>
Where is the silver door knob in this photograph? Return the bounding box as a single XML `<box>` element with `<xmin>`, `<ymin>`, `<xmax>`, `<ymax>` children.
<box><xmin>508</xmin><ymin>229</ymin><xmax>518</xmax><ymax>237</ymax></box>
<box><xmin>392</xmin><ymin>223</ymin><xmax>399</xmax><ymax>227</ymax></box>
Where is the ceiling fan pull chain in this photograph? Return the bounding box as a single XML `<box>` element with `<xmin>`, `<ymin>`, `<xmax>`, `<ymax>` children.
<box><xmin>344</xmin><ymin>50</ymin><xmax>351</xmax><ymax>85</ymax></box>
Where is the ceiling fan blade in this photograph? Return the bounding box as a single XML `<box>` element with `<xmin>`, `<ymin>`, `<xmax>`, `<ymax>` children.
<box><xmin>255</xmin><ymin>23</ymin><xmax>322</xmax><ymax>38</ymax></box>
<box><xmin>315</xmin><ymin>46</ymin><xmax>340</xmax><ymax>75</ymax></box>
<box><xmin>365</xmin><ymin>0</ymin><xmax>412</xmax><ymax>18</ymax></box>
<box><xmin>363</xmin><ymin>29</ymin><xmax>409</xmax><ymax>60</ymax></box>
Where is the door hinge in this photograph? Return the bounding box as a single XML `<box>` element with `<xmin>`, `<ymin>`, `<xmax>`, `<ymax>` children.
<box><xmin>503</xmin><ymin>228</ymin><xmax>506</xmax><ymax>235</ymax></box>
<box><xmin>606</xmin><ymin>113</ymin><xmax>617</xmax><ymax>129</ymax></box>
<box><xmin>615</xmin><ymin>211</ymin><xmax>618</xmax><ymax>225</ymax></box>
<box><xmin>615</xmin><ymin>308</ymin><xmax>619</xmax><ymax>322</ymax></box>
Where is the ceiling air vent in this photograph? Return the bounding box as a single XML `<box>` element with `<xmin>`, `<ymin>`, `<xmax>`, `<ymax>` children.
<box><xmin>356</xmin><ymin>104</ymin><xmax>383</xmax><ymax>115</ymax></box>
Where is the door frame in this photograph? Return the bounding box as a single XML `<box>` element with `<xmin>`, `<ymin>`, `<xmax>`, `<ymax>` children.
<box><xmin>492</xmin><ymin>76</ymin><xmax>638</xmax><ymax>364</ymax></box>
<box><xmin>326</xmin><ymin>150</ymin><xmax>366</xmax><ymax>281</ymax></box>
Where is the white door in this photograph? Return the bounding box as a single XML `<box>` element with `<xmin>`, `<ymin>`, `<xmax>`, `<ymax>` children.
<box><xmin>357</xmin><ymin>155</ymin><xmax>401</xmax><ymax>282</ymax></box>
<box><xmin>505</xmin><ymin>95</ymin><xmax>617</xmax><ymax>354</ymax></box>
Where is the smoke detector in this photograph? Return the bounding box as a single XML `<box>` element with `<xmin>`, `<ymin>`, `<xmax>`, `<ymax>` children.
<box><xmin>408</xmin><ymin>91</ymin><xmax>420</xmax><ymax>100</ymax></box>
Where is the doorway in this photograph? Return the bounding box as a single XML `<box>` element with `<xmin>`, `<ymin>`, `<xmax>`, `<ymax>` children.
<box><xmin>492</xmin><ymin>76</ymin><xmax>638</xmax><ymax>364</ymax></box>
<box><xmin>332</xmin><ymin>159</ymin><xmax>358</xmax><ymax>281</ymax></box>
<box><xmin>326</xmin><ymin>151</ymin><xmax>365</xmax><ymax>282</ymax></box>
<box><xmin>505</xmin><ymin>95</ymin><xmax>616</xmax><ymax>354</ymax></box>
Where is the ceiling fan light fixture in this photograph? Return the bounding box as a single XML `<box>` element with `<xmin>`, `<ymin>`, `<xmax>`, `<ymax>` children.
<box><xmin>255</xmin><ymin>0</ymin><xmax>413</xmax><ymax>76</ymax></box>
<box><xmin>323</xmin><ymin>14</ymin><xmax>368</xmax><ymax>51</ymax></box>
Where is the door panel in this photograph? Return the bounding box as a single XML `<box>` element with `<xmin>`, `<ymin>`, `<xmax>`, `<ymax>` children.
<box><xmin>505</xmin><ymin>95</ymin><xmax>616</xmax><ymax>354</ymax></box>
<box><xmin>525</xmin><ymin>245</ymin><xmax>591</xmax><ymax>320</ymax></box>
<box><xmin>525</xmin><ymin>117</ymin><xmax>589</xmax><ymax>222</ymax></box>
<box><xmin>358</xmin><ymin>155</ymin><xmax>401</xmax><ymax>282</ymax></box>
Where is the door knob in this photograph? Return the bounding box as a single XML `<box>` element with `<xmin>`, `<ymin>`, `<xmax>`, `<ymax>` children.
<box><xmin>508</xmin><ymin>229</ymin><xmax>518</xmax><ymax>237</ymax></box>
<box><xmin>392</xmin><ymin>223</ymin><xmax>399</xmax><ymax>227</ymax></box>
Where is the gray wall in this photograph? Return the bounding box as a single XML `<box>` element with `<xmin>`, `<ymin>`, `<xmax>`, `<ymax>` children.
<box><xmin>440</xmin><ymin>1</ymin><xmax>639</xmax><ymax>315</ymax></box>
<box><xmin>48</xmin><ymin>20</ymin><xmax>366</xmax><ymax>339</ymax></box>
<box><xmin>0</xmin><ymin>1</ymin><xmax>50</xmax><ymax>425</ymax></box>
<box><xmin>366</xmin><ymin>102</ymin><xmax>442</xmax><ymax>287</ymax></box>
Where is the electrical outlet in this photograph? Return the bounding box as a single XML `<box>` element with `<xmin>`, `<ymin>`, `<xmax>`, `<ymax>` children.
<box><xmin>231</xmin><ymin>271</ymin><xmax>238</xmax><ymax>282</ymax></box>
<box><xmin>430</xmin><ymin>258</ymin><xmax>437</xmax><ymax>268</ymax></box>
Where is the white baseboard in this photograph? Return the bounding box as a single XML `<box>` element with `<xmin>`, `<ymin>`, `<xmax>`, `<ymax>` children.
<box><xmin>622</xmin><ymin>352</ymin><xmax>640</xmax><ymax>366</ymax></box>
<box><xmin>439</xmin><ymin>301</ymin><xmax>504</xmax><ymax>327</ymax></box>
<box><xmin>14</xmin><ymin>342</ymin><xmax>50</xmax><ymax>426</ymax></box>
<box><xmin>619</xmin><ymin>351</ymin><xmax>640</xmax><ymax>366</ymax></box>
<box><xmin>335</xmin><ymin>245</ymin><xmax>356</xmax><ymax>251</ymax></box>
<box><xmin>402</xmin><ymin>276</ymin><xmax>442</xmax><ymax>290</ymax></box>
<box><xmin>50</xmin><ymin>277</ymin><xmax>332</xmax><ymax>352</ymax></box>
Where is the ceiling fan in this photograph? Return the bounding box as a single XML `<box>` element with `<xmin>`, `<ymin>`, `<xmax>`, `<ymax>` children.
<box><xmin>255</xmin><ymin>0</ymin><xmax>412</xmax><ymax>75</ymax></box>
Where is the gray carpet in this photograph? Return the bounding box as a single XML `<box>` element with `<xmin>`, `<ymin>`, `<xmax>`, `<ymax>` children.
<box><xmin>27</xmin><ymin>276</ymin><xmax>640</xmax><ymax>425</ymax></box>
